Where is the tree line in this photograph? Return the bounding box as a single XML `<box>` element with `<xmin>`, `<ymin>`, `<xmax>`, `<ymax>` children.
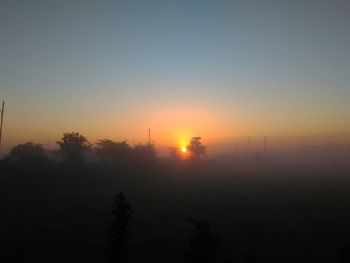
<box><xmin>3</xmin><ymin>132</ymin><xmax>207</xmax><ymax>165</ymax></box>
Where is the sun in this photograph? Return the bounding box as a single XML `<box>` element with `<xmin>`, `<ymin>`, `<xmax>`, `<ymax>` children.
<box><xmin>181</xmin><ymin>147</ymin><xmax>187</xmax><ymax>153</ymax></box>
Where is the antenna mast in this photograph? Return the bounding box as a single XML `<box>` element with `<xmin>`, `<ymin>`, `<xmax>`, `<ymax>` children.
<box><xmin>0</xmin><ymin>101</ymin><xmax>5</xmax><ymax>153</ymax></box>
<box><xmin>264</xmin><ymin>136</ymin><xmax>268</xmax><ymax>165</ymax></box>
<box><xmin>248</xmin><ymin>136</ymin><xmax>251</xmax><ymax>154</ymax></box>
<box><xmin>147</xmin><ymin>128</ymin><xmax>151</xmax><ymax>145</ymax></box>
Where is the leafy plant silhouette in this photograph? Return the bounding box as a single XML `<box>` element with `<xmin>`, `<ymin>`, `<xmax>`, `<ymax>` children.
<box><xmin>187</xmin><ymin>137</ymin><xmax>207</xmax><ymax>159</ymax></box>
<box><xmin>184</xmin><ymin>219</ymin><xmax>223</xmax><ymax>263</ymax></box>
<box><xmin>109</xmin><ymin>192</ymin><xmax>133</xmax><ymax>262</ymax></box>
<box><xmin>133</xmin><ymin>143</ymin><xmax>157</xmax><ymax>167</ymax></box>
<box><xmin>5</xmin><ymin>142</ymin><xmax>47</xmax><ymax>166</ymax></box>
<box><xmin>339</xmin><ymin>244</ymin><xmax>350</xmax><ymax>263</ymax></box>
<box><xmin>95</xmin><ymin>139</ymin><xmax>132</xmax><ymax>163</ymax></box>
<box><xmin>56</xmin><ymin>132</ymin><xmax>91</xmax><ymax>162</ymax></box>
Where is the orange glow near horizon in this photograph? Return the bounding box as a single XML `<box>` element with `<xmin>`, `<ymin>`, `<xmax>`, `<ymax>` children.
<box><xmin>180</xmin><ymin>146</ymin><xmax>189</xmax><ymax>159</ymax></box>
<box><xmin>142</xmin><ymin>105</ymin><xmax>228</xmax><ymax>148</ymax></box>
<box><xmin>2</xmin><ymin>100</ymin><xmax>350</xmax><ymax>154</ymax></box>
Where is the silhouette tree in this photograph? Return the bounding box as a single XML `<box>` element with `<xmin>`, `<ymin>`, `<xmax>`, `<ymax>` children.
<box><xmin>169</xmin><ymin>146</ymin><xmax>182</xmax><ymax>161</ymax></box>
<box><xmin>339</xmin><ymin>244</ymin><xmax>350</xmax><ymax>263</ymax></box>
<box><xmin>6</xmin><ymin>142</ymin><xmax>47</xmax><ymax>165</ymax></box>
<box><xmin>187</xmin><ymin>137</ymin><xmax>207</xmax><ymax>159</ymax></box>
<box><xmin>109</xmin><ymin>192</ymin><xmax>133</xmax><ymax>263</ymax></box>
<box><xmin>132</xmin><ymin>144</ymin><xmax>157</xmax><ymax>166</ymax></box>
<box><xmin>95</xmin><ymin>139</ymin><xmax>132</xmax><ymax>163</ymax></box>
<box><xmin>183</xmin><ymin>219</ymin><xmax>223</xmax><ymax>263</ymax></box>
<box><xmin>56</xmin><ymin>132</ymin><xmax>91</xmax><ymax>162</ymax></box>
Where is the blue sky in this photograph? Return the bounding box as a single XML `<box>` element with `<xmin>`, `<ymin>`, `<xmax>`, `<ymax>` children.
<box><xmin>0</xmin><ymin>0</ymin><xmax>349</xmax><ymax>149</ymax></box>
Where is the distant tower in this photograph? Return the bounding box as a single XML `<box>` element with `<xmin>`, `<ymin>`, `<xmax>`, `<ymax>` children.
<box><xmin>248</xmin><ymin>137</ymin><xmax>251</xmax><ymax>155</ymax></box>
<box><xmin>264</xmin><ymin>136</ymin><xmax>268</xmax><ymax>165</ymax></box>
<box><xmin>0</xmin><ymin>101</ymin><xmax>5</xmax><ymax>153</ymax></box>
<box><xmin>147</xmin><ymin>128</ymin><xmax>151</xmax><ymax>145</ymax></box>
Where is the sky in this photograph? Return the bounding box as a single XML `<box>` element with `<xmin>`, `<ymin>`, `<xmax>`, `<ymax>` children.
<box><xmin>0</xmin><ymin>0</ymin><xmax>349</xmax><ymax>152</ymax></box>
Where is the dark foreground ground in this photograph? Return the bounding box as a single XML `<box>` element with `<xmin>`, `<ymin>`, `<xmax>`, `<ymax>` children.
<box><xmin>1</xmin><ymin>160</ymin><xmax>350</xmax><ymax>262</ymax></box>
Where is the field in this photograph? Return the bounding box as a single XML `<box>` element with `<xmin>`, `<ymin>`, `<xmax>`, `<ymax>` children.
<box><xmin>1</xmin><ymin>160</ymin><xmax>349</xmax><ymax>262</ymax></box>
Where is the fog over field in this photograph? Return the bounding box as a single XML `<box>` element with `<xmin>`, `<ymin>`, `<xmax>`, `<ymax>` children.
<box><xmin>1</xmin><ymin>133</ymin><xmax>349</xmax><ymax>262</ymax></box>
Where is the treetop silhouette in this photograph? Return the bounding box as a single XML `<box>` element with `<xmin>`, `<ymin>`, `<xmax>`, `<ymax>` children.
<box><xmin>95</xmin><ymin>139</ymin><xmax>132</xmax><ymax>162</ymax></box>
<box><xmin>187</xmin><ymin>137</ymin><xmax>207</xmax><ymax>159</ymax></box>
<box><xmin>5</xmin><ymin>142</ymin><xmax>47</xmax><ymax>165</ymax></box>
<box><xmin>56</xmin><ymin>132</ymin><xmax>92</xmax><ymax>162</ymax></box>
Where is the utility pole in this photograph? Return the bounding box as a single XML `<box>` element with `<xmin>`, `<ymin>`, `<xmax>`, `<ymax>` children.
<box><xmin>248</xmin><ymin>137</ymin><xmax>251</xmax><ymax>154</ymax></box>
<box><xmin>147</xmin><ymin>128</ymin><xmax>151</xmax><ymax>145</ymax></box>
<box><xmin>264</xmin><ymin>136</ymin><xmax>268</xmax><ymax>165</ymax></box>
<box><xmin>0</xmin><ymin>101</ymin><xmax>5</xmax><ymax>153</ymax></box>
